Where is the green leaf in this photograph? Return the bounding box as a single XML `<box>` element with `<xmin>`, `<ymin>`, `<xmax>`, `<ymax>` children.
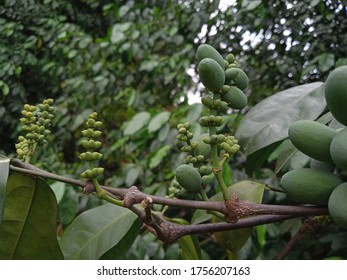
<box><xmin>0</xmin><ymin>80</ymin><xmax>10</xmax><ymax>96</ymax></box>
<box><xmin>48</xmin><ymin>181</ymin><xmax>66</xmax><ymax>204</ymax></box>
<box><xmin>275</xmin><ymin>139</ymin><xmax>298</xmax><ymax>174</ymax></box>
<box><xmin>318</xmin><ymin>53</ymin><xmax>335</xmax><ymax>72</ymax></box>
<box><xmin>179</xmin><ymin>235</ymin><xmax>202</xmax><ymax>260</ymax></box>
<box><xmin>59</xmin><ymin>203</ymin><xmax>137</xmax><ymax>259</ymax></box>
<box><xmin>124</xmin><ymin>112</ymin><xmax>151</xmax><ymax>135</ymax></box>
<box><xmin>125</xmin><ymin>165</ymin><xmax>142</xmax><ymax>186</ymax></box>
<box><xmin>100</xmin><ymin>218</ymin><xmax>142</xmax><ymax>259</ymax></box>
<box><xmin>166</xmin><ymin>217</ymin><xmax>202</xmax><ymax>260</ymax></box>
<box><xmin>235</xmin><ymin>83</ymin><xmax>325</xmax><ymax>156</ymax></box>
<box><xmin>0</xmin><ymin>158</ymin><xmax>10</xmax><ymax>223</ymax></box>
<box><xmin>148</xmin><ymin>145</ymin><xmax>171</xmax><ymax>169</ymax></box>
<box><xmin>148</xmin><ymin>111</ymin><xmax>171</xmax><ymax>133</ymax></box>
<box><xmin>245</xmin><ymin>141</ymin><xmax>282</xmax><ymax>176</ymax></box>
<box><xmin>0</xmin><ymin>173</ymin><xmax>63</xmax><ymax>259</ymax></box>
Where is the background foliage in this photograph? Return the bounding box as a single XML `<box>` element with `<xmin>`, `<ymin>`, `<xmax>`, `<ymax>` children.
<box><xmin>1</xmin><ymin>0</ymin><xmax>347</xmax><ymax>259</ymax></box>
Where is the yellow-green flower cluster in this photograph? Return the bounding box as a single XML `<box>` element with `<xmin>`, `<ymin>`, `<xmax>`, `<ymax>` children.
<box><xmin>79</xmin><ymin>112</ymin><xmax>104</xmax><ymax>179</ymax></box>
<box><xmin>15</xmin><ymin>99</ymin><xmax>54</xmax><ymax>160</ymax></box>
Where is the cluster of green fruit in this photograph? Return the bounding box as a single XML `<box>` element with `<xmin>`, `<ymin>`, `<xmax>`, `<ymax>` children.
<box><xmin>174</xmin><ymin>44</ymin><xmax>246</xmax><ymax>197</ymax></box>
<box><xmin>280</xmin><ymin>66</ymin><xmax>347</xmax><ymax>229</ymax></box>
<box><xmin>16</xmin><ymin>99</ymin><xmax>54</xmax><ymax>161</ymax></box>
<box><xmin>79</xmin><ymin>112</ymin><xmax>104</xmax><ymax>179</ymax></box>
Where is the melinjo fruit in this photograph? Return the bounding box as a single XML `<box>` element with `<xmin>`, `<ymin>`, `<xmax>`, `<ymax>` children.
<box><xmin>280</xmin><ymin>168</ymin><xmax>343</xmax><ymax>205</ymax></box>
<box><xmin>288</xmin><ymin>120</ymin><xmax>337</xmax><ymax>162</ymax></box>
<box><xmin>324</xmin><ymin>66</ymin><xmax>347</xmax><ymax>126</ymax></box>
<box><xmin>330</xmin><ymin>128</ymin><xmax>347</xmax><ymax>172</ymax></box>
<box><xmin>175</xmin><ymin>164</ymin><xmax>202</xmax><ymax>193</ymax></box>
<box><xmin>328</xmin><ymin>182</ymin><xmax>347</xmax><ymax>229</ymax></box>
<box><xmin>198</xmin><ymin>58</ymin><xmax>225</xmax><ymax>93</ymax></box>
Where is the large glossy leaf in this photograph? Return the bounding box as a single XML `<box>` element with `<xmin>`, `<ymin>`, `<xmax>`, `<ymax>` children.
<box><xmin>0</xmin><ymin>172</ymin><xmax>63</xmax><ymax>259</ymax></box>
<box><xmin>245</xmin><ymin>141</ymin><xmax>282</xmax><ymax>176</ymax></box>
<box><xmin>235</xmin><ymin>82</ymin><xmax>325</xmax><ymax>156</ymax></box>
<box><xmin>100</xmin><ymin>218</ymin><xmax>142</xmax><ymax>259</ymax></box>
<box><xmin>59</xmin><ymin>203</ymin><xmax>138</xmax><ymax>259</ymax></box>
<box><xmin>0</xmin><ymin>157</ymin><xmax>10</xmax><ymax>222</ymax></box>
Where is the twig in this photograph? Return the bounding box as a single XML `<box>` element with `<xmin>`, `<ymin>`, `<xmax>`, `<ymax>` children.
<box><xmin>275</xmin><ymin>217</ymin><xmax>325</xmax><ymax>260</ymax></box>
<box><xmin>159</xmin><ymin>215</ymin><xmax>296</xmax><ymax>243</ymax></box>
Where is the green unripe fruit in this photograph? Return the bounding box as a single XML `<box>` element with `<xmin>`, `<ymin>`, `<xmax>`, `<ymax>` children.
<box><xmin>198</xmin><ymin>58</ymin><xmax>225</xmax><ymax>93</ymax></box>
<box><xmin>87</xmin><ymin>118</ymin><xmax>95</xmax><ymax>127</ymax></box>
<box><xmin>179</xmin><ymin>189</ymin><xmax>198</xmax><ymax>200</ymax></box>
<box><xmin>224</xmin><ymin>60</ymin><xmax>229</xmax><ymax>69</ymax></box>
<box><xmin>196</xmin><ymin>44</ymin><xmax>225</xmax><ymax>70</ymax></box>
<box><xmin>181</xmin><ymin>145</ymin><xmax>192</xmax><ymax>153</ymax></box>
<box><xmin>288</xmin><ymin>120</ymin><xmax>337</xmax><ymax>162</ymax></box>
<box><xmin>95</xmin><ymin>121</ymin><xmax>103</xmax><ymax>128</ymax></box>
<box><xmin>194</xmin><ymin>133</ymin><xmax>211</xmax><ymax>159</ymax></box>
<box><xmin>82</xmin><ymin>128</ymin><xmax>94</xmax><ymax>138</ymax></box>
<box><xmin>199</xmin><ymin>165</ymin><xmax>213</xmax><ymax>176</ymax></box>
<box><xmin>280</xmin><ymin>168</ymin><xmax>343</xmax><ymax>205</ymax></box>
<box><xmin>93</xmin><ymin>130</ymin><xmax>102</xmax><ymax>138</ymax></box>
<box><xmin>202</xmin><ymin>175</ymin><xmax>214</xmax><ymax>186</ymax></box>
<box><xmin>226</xmin><ymin>53</ymin><xmax>235</xmax><ymax>64</ymax></box>
<box><xmin>92</xmin><ymin>152</ymin><xmax>102</xmax><ymax>160</ymax></box>
<box><xmin>178</xmin><ymin>127</ymin><xmax>187</xmax><ymax>134</ymax></box>
<box><xmin>324</xmin><ymin>66</ymin><xmax>347</xmax><ymax>126</ymax></box>
<box><xmin>197</xmin><ymin>155</ymin><xmax>205</xmax><ymax>162</ymax></box>
<box><xmin>175</xmin><ymin>164</ymin><xmax>202</xmax><ymax>193</ymax></box>
<box><xmin>201</xmin><ymin>96</ymin><xmax>214</xmax><ymax>109</ymax></box>
<box><xmin>328</xmin><ymin>182</ymin><xmax>347</xmax><ymax>229</ymax></box>
<box><xmin>221</xmin><ymin>85</ymin><xmax>230</xmax><ymax>94</ymax></box>
<box><xmin>222</xmin><ymin>86</ymin><xmax>248</xmax><ymax>109</ymax></box>
<box><xmin>81</xmin><ymin>169</ymin><xmax>94</xmax><ymax>178</ymax></box>
<box><xmin>92</xmin><ymin>167</ymin><xmax>104</xmax><ymax>177</ymax></box>
<box><xmin>225</xmin><ymin>68</ymin><xmax>249</xmax><ymax>90</ymax></box>
<box><xmin>330</xmin><ymin>128</ymin><xmax>347</xmax><ymax>172</ymax></box>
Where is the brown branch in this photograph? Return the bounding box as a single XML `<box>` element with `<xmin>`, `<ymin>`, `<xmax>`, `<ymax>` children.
<box><xmin>158</xmin><ymin>215</ymin><xmax>297</xmax><ymax>243</ymax></box>
<box><xmin>9</xmin><ymin>158</ymin><xmax>330</xmax><ymax>238</ymax></box>
<box><xmin>275</xmin><ymin>216</ymin><xmax>328</xmax><ymax>260</ymax></box>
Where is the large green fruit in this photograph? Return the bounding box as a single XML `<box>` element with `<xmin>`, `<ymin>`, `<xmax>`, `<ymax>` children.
<box><xmin>222</xmin><ymin>86</ymin><xmax>247</xmax><ymax>109</ymax></box>
<box><xmin>328</xmin><ymin>182</ymin><xmax>347</xmax><ymax>229</ymax></box>
<box><xmin>175</xmin><ymin>164</ymin><xmax>202</xmax><ymax>193</ymax></box>
<box><xmin>280</xmin><ymin>168</ymin><xmax>343</xmax><ymax>205</ymax></box>
<box><xmin>194</xmin><ymin>133</ymin><xmax>211</xmax><ymax>159</ymax></box>
<box><xmin>225</xmin><ymin>68</ymin><xmax>249</xmax><ymax>90</ymax></box>
<box><xmin>198</xmin><ymin>58</ymin><xmax>225</xmax><ymax>92</ymax></box>
<box><xmin>288</xmin><ymin>120</ymin><xmax>337</xmax><ymax>162</ymax></box>
<box><xmin>330</xmin><ymin>128</ymin><xmax>347</xmax><ymax>172</ymax></box>
<box><xmin>196</xmin><ymin>44</ymin><xmax>225</xmax><ymax>70</ymax></box>
<box><xmin>325</xmin><ymin>66</ymin><xmax>347</xmax><ymax>126</ymax></box>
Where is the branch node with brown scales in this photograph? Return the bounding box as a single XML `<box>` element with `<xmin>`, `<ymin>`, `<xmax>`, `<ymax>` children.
<box><xmin>123</xmin><ymin>186</ymin><xmax>146</xmax><ymax>207</ymax></box>
<box><xmin>224</xmin><ymin>193</ymin><xmax>256</xmax><ymax>223</ymax></box>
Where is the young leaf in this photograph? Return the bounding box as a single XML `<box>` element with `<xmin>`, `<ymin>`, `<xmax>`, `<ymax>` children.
<box><xmin>59</xmin><ymin>203</ymin><xmax>138</xmax><ymax>259</ymax></box>
<box><xmin>0</xmin><ymin>158</ymin><xmax>10</xmax><ymax>223</ymax></box>
<box><xmin>0</xmin><ymin>172</ymin><xmax>63</xmax><ymax>259</ymax></box>
<box><xmin>235</xmin><ymin>83</ymin><xmax>325</xmax><ymax>156</ymax></box>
